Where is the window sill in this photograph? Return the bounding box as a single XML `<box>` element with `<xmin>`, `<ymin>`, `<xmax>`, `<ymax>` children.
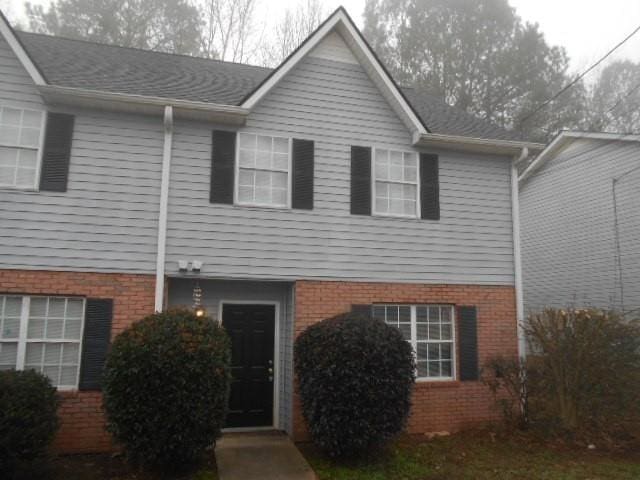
<box><xmin>0</xmin><ymin>185</ymin><xmax>39</xmax><ymax>193</ymax></box>
<box><xmin>232</xmin><ymin>202</ymin><xmax>292</xmax><ymax>213</ymax></box>
<box><xmin>415</xmin><ymin>379</ymin><xmax>460</xmax><ymax>388</ymax></box>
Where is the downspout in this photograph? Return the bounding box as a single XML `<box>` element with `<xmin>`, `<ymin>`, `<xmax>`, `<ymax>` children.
<box><xmin>154</xmin><ymin>106</ymin><xmax>173</xmax><ymax>312</ymax></box>
<box><xmin>512</xmin><ymin>147</ymin><xmax>528</xmax><ymax>360</ymax></box>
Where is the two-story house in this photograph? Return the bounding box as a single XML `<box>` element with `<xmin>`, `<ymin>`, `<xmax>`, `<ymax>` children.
<box><xmin>0</xmin><ymin>7</ymin><xmax>543</xmax><ymax>452</ymax></box>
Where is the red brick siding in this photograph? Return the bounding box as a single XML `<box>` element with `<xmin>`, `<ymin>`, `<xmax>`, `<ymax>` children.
<box><xmin>293</xmin><ymin>280</ymin><xmax>517</xmax><ymax>440</ymax></box>
<box><xmin>0</xmin><ymin>269</ymin><xmax>156</xmax><ymax>453</ymax></box>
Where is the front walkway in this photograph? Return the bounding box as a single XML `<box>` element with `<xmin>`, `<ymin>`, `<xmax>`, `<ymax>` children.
<box><xmin>215</xmin><ymin>431</ymin><xmax>316</xmax><ymax>480</ymax></box>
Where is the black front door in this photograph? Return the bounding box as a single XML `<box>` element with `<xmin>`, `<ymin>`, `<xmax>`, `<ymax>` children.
<box><xmin>222</xmin><ymin>304</ymin><xmax>275</xmax><ymax>428</ymax></box>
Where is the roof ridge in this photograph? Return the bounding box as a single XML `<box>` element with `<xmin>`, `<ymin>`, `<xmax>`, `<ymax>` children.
<box><xmin>16</xmin><ymin>30</ymin><xmax>273</xmax><ymax>71</ymax></box>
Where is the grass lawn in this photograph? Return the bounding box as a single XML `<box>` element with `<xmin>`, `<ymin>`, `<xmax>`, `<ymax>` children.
<box><xmin>301</xmin><ymin>429</ymin><xmax>640</xmax><ymax>480</ymax></box>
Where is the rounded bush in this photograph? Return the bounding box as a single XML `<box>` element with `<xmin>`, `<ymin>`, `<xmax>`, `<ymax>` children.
<box><xmin>103</xmin><ymin>309</ymin><xmax>231</xmax><ymax>467</ymax></box>
<box><xmin>295</xmin><ymin>311</ymin><xmax>415</xmax><ymax>457</ymax></box>
<box><xmin>0</xmin><ymin>369</ymin><xmax>60</xmax><ymax>474</ymax></box>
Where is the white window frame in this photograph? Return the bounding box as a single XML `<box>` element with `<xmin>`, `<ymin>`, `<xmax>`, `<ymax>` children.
<box><xmin>371</xmin><ymin>147</ymin><xmax>421</xmax><ymax>219</ymax></box>
<box><xmin>234</xmin><ymin>132</ymin><xmax>292</xmax><ymax>209</ymax></box>
<box><xmin>375</xmin><ymin>304</ymin><xmax>456</xmax><ymax>382</ymax></box>
<box><xmin>0</xmin><ymin>295</ymin><xmax>86</xmax><ymax>391</ymax></box>
<box><xmin>0</xmin><ymin>106</ymin><xmax>46</xmax><ymax>191</ymax></box>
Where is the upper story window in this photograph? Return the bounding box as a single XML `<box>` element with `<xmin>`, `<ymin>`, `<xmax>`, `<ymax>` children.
<box><xmin>236</xmin><ymin>133</ymin><xmax>290</xmax><ymax>208</ymax></box>
<box><xmin>373</xmin><ymin>304</ymin><xmax>455</xmax><ymax>381</ymax></box>
<box><xmin>373</xmin><ymin>148</ymin><xmax>419</xmax><ymax>217</ymax></box>
<box><xmin>0</xmin><ymin>295</ymin><xmax>85</xmax><ymax>390</ymax></box>
<box><xmin>0</xmin><ymin>106</ymin><xmax>45</xmax><ymax>189</ymax></box>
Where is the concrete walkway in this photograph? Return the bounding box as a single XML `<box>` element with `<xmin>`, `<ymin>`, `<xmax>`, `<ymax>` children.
<box><xmin>215</xmin><ymin>431</ymin><xmax>317</xmax><ymax>480</ymax></box>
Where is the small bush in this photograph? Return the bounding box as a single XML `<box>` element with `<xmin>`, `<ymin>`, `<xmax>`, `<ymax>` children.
<box><xmin>483</xmin><ymin>356</ymin><xmax>529</xmax><ymax>430</ymax></box>
<box><xmin>485</xmin><ymin>308</ymin><xmax>640</xmax><ymax>445</ymax></box>
<box><xmin>103</xmin><ymin>309</ymin><xmax>231</xmax><ymax>468</ymax></box>
<box><xmin>295</xmin><ymin>311</ymin><xmax>415</xmax><ymax>458</ymax></box>
<box><xmin>526</xmin><ymin>308</ymin><xmax>640</xmax><ymax>438</ymax></box>
<box><xmin>0</xmin><ymin>369</ymin><xmax>60</xmax><ymax>476</ymax></box>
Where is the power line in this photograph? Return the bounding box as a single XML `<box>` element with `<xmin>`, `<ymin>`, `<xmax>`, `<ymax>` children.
<box><xmin>606</xmin><ymin>81</ymin><xmax>640</xmax><ymax>114</ymax></box>
<box><xmin>519</xmin><ymin>23</ymin><xmax>640</xmax><ymax>126</ymax></box>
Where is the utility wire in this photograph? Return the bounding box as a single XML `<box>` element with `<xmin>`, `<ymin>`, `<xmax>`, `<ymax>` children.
<box><xmin>606</xmin><ymin>81</ymin><xmax>640</xmax><ymax>114</ymax></box>
<box><xmin>519</xmin><ymin>23</ymin><xmax>640</xmax><ymax>126</ymax></box>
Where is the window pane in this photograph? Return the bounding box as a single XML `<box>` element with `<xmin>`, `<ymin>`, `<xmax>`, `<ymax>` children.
<box><xmin>398</xmin><ymin>323</ymin><xmax>411</xmax><ymax>341</ymax></box>
<box><xmin>239</xmin><ymin>133</ymin><xmax>256</xmax><ymax>149</ymax></box>
<box><xmin>238</xmin><ymin>169</ymin><xmax>254</xmax><ymax>187</ymax></box>
<box><xmin>273</xmin><ymin>137</ymin><xmax>288</xmax><ymax>153</ymax></box>
<box><xmin>28</xmin><ymin>318</ymin><xmax>45</xmax><ymax>338</ymax></box>
<box><xmin>15</xmin><ymin>167</ymin><xmax>36</xmax><ymax>188</ymax></box>
<box><xmin>273</xmin><ymin>152</ymin><xmax>288</xmax><ymax>170</ymax></box>
<box><xmin>416</xmin><ymin>323</ymin><xmax>428</xmax><ymax>341</ymax></box>
<box><xmin>238</xmin><ymin>186</ymin><xmax>253</xmax><ymax>202</ymax></box>
<box><xmin>399</xmin><ymin>306</ymin><xmax>411</xmax><ymax>322</ymax></box>
<box><xmin>20</xmin><ymin>127</ymin><xmax>40</xmax><ymax>148</ymax></box>
<box><xmin>2</xmin><ymin>316</ymin><xmax>19</xmax><ymax>339</ymax></box>
<box><xmin>255</xmin><ymin>170</ymin><xmax>270</xmax><ymax>187</ymax></box>
<box><xmin>239</xmin><ymin>148</ymin><xmax>255</xmax><ymax>168</ymax></box>
<box><xmin>48</xmin><ymin>298</ymin><xmax>66</xmax><ymax>318</ymax></box>
<box><xmin>254</xmin><ymin>186</ymin><xmax>270</xmax><ymax>204</ymax></box>
<box><xmin>0</xmin><ymin>146</ymin><xmax>17</xmax><ymax>165</ymax></box>
<box><xmin>427</xmin><ymin>343</ymin><xmax>440</xmax><ymax>360</ymax></box>
<box><xmin>22</xmin><ymin>110</ymin><xmax>42</xmax><ymax>128</ymax></box>
<box><xmin>255</xmin><ymin>149</ymin><xmax>270</xmax><ymax>169</ymax></box>
<box><xmin>25</xmin><ymin>343</ymin><xmax>43</xmax><ymax>365</ymax></box>
<box><xmin>0</xmin><ymin>342</ymin><xmax>17</xmax><ymax>370</ymax></box>
<box><xmin>59</xmin><ymin>366</ymin><xmax>78</xmax><ymax>386</ymax></box>
<box><xmin>441</xmin><ymin>361</ymin><xmax>452</xmax><ymax>377</ymax></box>
<box><xmin>64</xmin><ymin>318</ymin><xmax>82</xmax><ymax>340</ymax></box>
<box><xmin>441</xmin><ymin>343</ymin><xmax>452</xmax><ymax>360</ymax></box>
<box><xmin>30</xmin><ymin>297</ymin><xmax>47</xmax><ymax>317</ymax></box>
<box><xmin>0</xmin><ymin>125</ymin><xmax>19</xmax><ymax>144</ymax></box>
<box><xmin>62</xmin><ymin>343</ymin><xmax>80</xmax><ymax>363</ymax></box>
<box><xmin>257</xmin><ymin>135</ymin><xmax>271</xmax><ymax>151</ymax></box>
<box><xmin>66</xmin><ymin>299</ymin><xmax>84</xmax><ymax>318</ymax></box>
<box><xmin>428</xmin><ymin>361</ymin><xmax>440</xmax><ymax>377</ymax></box>
<box><xmin>44</xmin><ymin>343</ymin><xmax>62</xmax><ymax>364</ymax></box>
<box><xmin>441</xmin><ymin>323</ymin><xmax>452</xmax><ymax>340</ymax></box>
<box><xmin>416</xmin><ymin>343</ymin><xmax>428</xmax><ymax>361</ymax></box>
<box><xmin>272</xmin><ymin>188</ymin><xmax>287</xmax><ymax>206</ymax></box>
<box><xmin>43</xmin><ymin>365</ymin><xmax>60</xmax><ymax>386</ymax></box>
<box><xmin>417</xmin><ymin>362</ymin><xmax>428</xmax><ymax>378</ymax></box>
<box><xmin>373</xmin><ymin>306</ymin><xmax>385</xmax><ymax>322</ymax></box>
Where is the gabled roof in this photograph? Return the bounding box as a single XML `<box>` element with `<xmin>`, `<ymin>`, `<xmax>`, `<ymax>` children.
<box><xmin>1</xmin><ymin>7</ymin><xmax>537</xmax><ymax>149</ymax></box>
<box><xmin>240</xmin><ymin>7</ymin><xmax>428</xmax><ymax>137</ymax></box>
<box><xmin>0</xmin><ymin>10</ymin><xmax>45</xmax><ymax>85</ymax></box>
<box><xmin>519</xmin><ymin>131</ymin><xmax>640</xmax><ymax>183</ymax></box>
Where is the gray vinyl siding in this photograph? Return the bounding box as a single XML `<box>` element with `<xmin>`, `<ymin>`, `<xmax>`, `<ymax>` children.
<box><xmin>165</xmin><ymin>55</ymin><xmax>515</xmax><ymax>285</ymax></box>
<box><xmin>520</xmin><ymin>139</ymin><xmax>640</xmax><ymax>315</ymax></box>
<box><xmin>167</xmin><ymin>279</ymin><xmax>294</xmax><ymax>433</ymax></box>
<box><xmin>0</xmin><ymin>35</ymin><xmax>163</xmax><ymax>274</ymax></box>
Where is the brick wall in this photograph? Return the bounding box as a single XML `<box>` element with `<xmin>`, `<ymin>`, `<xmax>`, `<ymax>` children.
<box><xmin>293</xmin><ymin>280</ymin><xmax>517</xmax><ymax>439</ymax></box>
<box><xmin>0</xmin><ymin>269</ymin><xmax>156</xmax><ymax>453</ymax></box>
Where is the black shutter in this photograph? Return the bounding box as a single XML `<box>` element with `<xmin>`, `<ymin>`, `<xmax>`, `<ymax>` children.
<box><xmin>39</xmin><ymin>112</ymin><xmax>74</xmax><ymax>192</ymax></box>
<box><xmin>458</xmin><ymin>306</ymin><xmax>479</xmax><ymax>381</ymax></box>
<box><xmin>292</xmin><ymin>139</ymin><xmax>314</xmax><ymax>209</ymax></box>
<box><xmin>420</xmin><ymin>153</ymin><xmax>440</xmax><ymax>220</ymax></box>
<box><xmin>210</xmin><ymin>130</ymin><xmax>236</xmax><ymax>204</ymax></box>
<box><xmin>351</xmin><ymin>304</ymin><xmax>371</xmax><ymax>318</ymax></box>
<box><xmin>79</xmin><ymin>299</ymin><xmax>113</xmax><ymax>391</ymax></box>
<box><xmin>350</xmin><ymin>146</ymin><xmax>371</xmax><ymax>215</ymax></box>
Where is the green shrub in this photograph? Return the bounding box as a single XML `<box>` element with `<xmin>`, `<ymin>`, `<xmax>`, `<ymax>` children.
<box><xmin>103</xmin><ymin>309</ymin><xmax>231</xmax><ymax>468</ymax></box>
<box><xmin>0</xmin><ymin>369</ymin><xmax>60</xmax><ymax>476</ymax></box>
<box><xmin>295</xmin><ymin>311</ymin><xmax>415</xmax><ymax>458</ymax></box>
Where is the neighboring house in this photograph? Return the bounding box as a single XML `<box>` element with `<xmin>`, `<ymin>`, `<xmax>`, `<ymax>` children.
<box><xmin>0</xmin><ymin>8</ymin><xmax>542</xmax><ymax>453</ymax></box>
<box><xmin>520</xmin><ymin>131</ymin><xmax>640</xmax><ymax>316</ymax></box>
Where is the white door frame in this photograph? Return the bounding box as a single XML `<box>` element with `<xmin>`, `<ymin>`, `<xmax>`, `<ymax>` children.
<box><xmin>218</xmin><ymin>300</ymin><xmax>280</xmax><ymax>432</ymax></box>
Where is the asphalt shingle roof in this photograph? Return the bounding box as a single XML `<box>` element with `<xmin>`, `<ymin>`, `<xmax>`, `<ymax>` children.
<box><xmin>17</xmin><ymin>31</ymin><xmax>521</xmax><ymax>142</ymax></box>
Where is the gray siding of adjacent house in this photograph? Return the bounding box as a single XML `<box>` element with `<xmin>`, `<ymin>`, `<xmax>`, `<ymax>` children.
<box><xmin>167</xmin><ymin>279</ymin><xmax>294</xmax><ymax>433</ymax></box>
<box><xmin>0</xmin><ymin>35</ymin><xmax>163</xmax><ymax>274</ymax></box>
<box><xmin>165</xmin><ymin>53</ymin><xmax>516</xmax><ymax>285</ymax></box>
<box><xmin>520</xmin><ymin>139</ymin><xmax>640</xmax><ymax>314</ymax></box>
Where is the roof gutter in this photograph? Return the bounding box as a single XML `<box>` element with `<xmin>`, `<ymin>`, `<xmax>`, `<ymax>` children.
<box><xmin>413</xmin><ymin>132</ymin><xmax>544</xmax><ymax>156</ymax></box>
<box><xmin>38</xmin><ymin>85</ymin><xmax>249</xmax><ymax>125</ymax></box>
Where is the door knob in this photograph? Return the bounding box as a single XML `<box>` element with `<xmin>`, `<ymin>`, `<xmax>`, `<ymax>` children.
<box><xmin>268</xmin><ymin>367</ymin><xmax>273</xmax><ymax>374</ymax></box>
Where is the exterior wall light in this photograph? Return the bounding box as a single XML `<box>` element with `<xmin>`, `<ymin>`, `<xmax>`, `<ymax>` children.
<box><xmin>192</xmin><ymin>281</ymin><xmax>205</xmax><ymax>317</ymax></box>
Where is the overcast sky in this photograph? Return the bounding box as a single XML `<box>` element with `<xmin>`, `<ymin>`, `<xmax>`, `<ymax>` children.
<box><xmin>3</xmin><ymin>0</ymin><xmax>640</xmax><ymax>74</ymax></box>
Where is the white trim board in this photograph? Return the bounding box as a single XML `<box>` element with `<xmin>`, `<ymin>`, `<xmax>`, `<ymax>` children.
<box><xmin>240</xmin><ymin>7</ymin><xmax>427</xmax><ymax>139</ymax></box>
<box><xmin>218</xmin><ymin>300</ymin><xmax>281</xmax><ymax>431</ymax></box>
<box><xmin>0</xmin><ymin>11</ymin><xmax>46</xmax><ymax>85</ymax></box>
<box><xmin>519</xmin><ymin>131</ymin><xmax>640</xmax><ymax>184</ymax></box>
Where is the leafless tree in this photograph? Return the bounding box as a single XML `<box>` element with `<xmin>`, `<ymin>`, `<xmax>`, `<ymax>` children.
<box><xmin>259</xmin><ymin>0</ymin><xmax>324</xmax><ymax>67</ymax></box>
<box><xmin>199</xmin><ymin>0</ymin><xmax>261</xmax><ymax>62</ymax></box>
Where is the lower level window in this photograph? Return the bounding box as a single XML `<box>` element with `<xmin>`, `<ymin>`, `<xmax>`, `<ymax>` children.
<box><xmin>373</xmin><ymin>304</ymin><xmax>455</xmax><ymax>380</ymax></box>
<box><xmin>0</xmin><ymin>295</ymin><xmax>85</xmax><ymax>389</ymax></box>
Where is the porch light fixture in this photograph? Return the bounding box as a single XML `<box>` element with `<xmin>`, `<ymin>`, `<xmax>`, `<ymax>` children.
<box><xmin>192</xmin><ymin>281</ymin><xmax>205</xmax><ymax>317</ymax></box>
